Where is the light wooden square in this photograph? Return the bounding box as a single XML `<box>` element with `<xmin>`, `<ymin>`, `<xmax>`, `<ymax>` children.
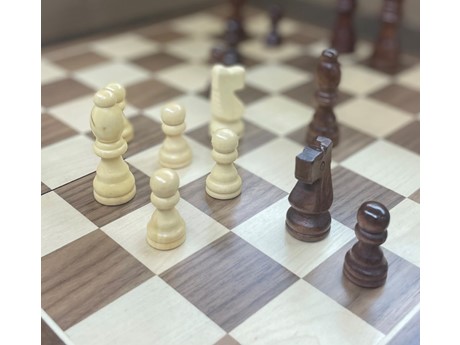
<box><xmin>126</xmin><ymin>138</ymin><xmax>214</xmax><ymax>187</ymax></box>
<box><xmin>237</xmin><ymin>137</ymin><xmax>306</xmax><ymax>192</ymax></box>
<box><xmin>245</xmin><ymin>95</ymin><xmax>313</xmax><ymax>135</ymax></box>
<box><xmin>144</xmin><ymin>94</ymin><xmax>211</xmax><ymax>132</ymax></box>
<box><xmin>165</xmin><ymin>36</ymin><xmax>218</xmax><ymax>62</ymax></box>
<box><xmin>340</xmin><ymin>64</ymin><xmax>392</xmax><ymax>95</ymax></box>
<box><xmin>66</xmin><ymin>276</ymin><xmax>226</xmax><ymax>345</ymax></box>
<box><xmin>156</xmin><ymin>63</ymin><xmax>210</xmax><ymax>92</ymax></box>
<box><xmin>74</xmin><ymin>61</ymin><xmax>151</xmax><ymax>90</ymax></box>
<box><xmin>384</xmin><ymin>198</ymin><xmax>420</xmax><ymax>266</ymax></box>
<box><xmin>171</xmin><ymin>13</ymin><xmax>223</xmax><ymax>36</ymax></box>
<box><xmin>336</xmin><ymin>98</ymin><xmax>413</xmax><ymax>138</ymax></box>
<box><xmin>230</xmin><ymin>280</ymin><xmax>384</xmax><ymax>345</ymax></box>
<box><xmin>246</xmin><ymin>63</ymin><xmax>312</xmax><ymax>93</ymax></box>
<box><xmin>41</xmin><ymin>59</ymin><xmax>67</xmax><ymax>84</ymax></box>
<box><xmin>91</xmin><ymin>33</ymin><xmax>159</xmax><ymax>60</ymax></box>
<box><xmin>395</xmin><ymin>65</ymin><xmax>420</xmax><ymax>90</ymax></box>
<box><xmin>102</xmin><ymin>199</ymin><xmax>229</xmax><ymax>274</ymax></box>
<box><xmin>341</xmin><ymin>140</ymin><xmax>420</xmax><ymax>197</ymax></box>
<box><xmin>240</xmin><ymin>40</ymin><xmax>304</xmax><ymax>63</ymax></box>
<box><xmin>41</xmin><ymin>135</ymin><xmax>99</xmax><ymax>189</ymax></box>
<box><xmin>233</xmin><ymin>197</ymin><xmax>355</xmax><ymax>277</ymax></box>
<box><xmin>41</xmin><ymin>192</ymin><xmax>98</xmax><ymax>257</ymax></box>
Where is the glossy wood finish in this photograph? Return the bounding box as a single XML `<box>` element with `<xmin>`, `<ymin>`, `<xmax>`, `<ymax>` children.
<box><xmin>370</xmin><ymin>0</ymin><xmax>404</xmax><ymax>72</ymax></box>
<box><xmin>161</xmin><ymin>232</ymin><xmax>298</xmax><ymax>332</ymax></box>
<box><xmin>330</xmin><ymin>0</ymin><xmax>356</xmax><ymax>53</ymax></box>
<box><xmin>42</xmin><ymin>230</ymin><xmax>154</xmax><ymax>330</ymax></box>
<box><xmin>306</xmin><ymin>49</ymin><xmax>341</xmax><ymax>146</ymax></box>
<box><xmin>343</xmin><ymin>201</ymin><xmax>389</xmax><ymax>288</ymax></box>
<box><xmin>180</xmin><ymin>166</ymin><xmax>287</xmax><ymax>229</ymax></box>
<box><xmin>286</xmin><ymin>136</ymin><xmax>333</xmax><ymax>242</ymax></box>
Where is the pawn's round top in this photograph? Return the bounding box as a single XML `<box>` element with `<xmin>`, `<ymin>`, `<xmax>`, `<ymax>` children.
<box><xmin>161</xmin><ymin>103</ymin><xmax>186</xmax><ymax>126</ymax></box>
<box><xmin>321</xmin><ymin>48</ymin><xmax>338</xmax><ymax>61</ymax></box>
<box><xmin>150</xmin><ymin>168</ymin><xmax>180</xmax><ymax>198</ymax></box>
<box><xmin>93</xmin><ymin>89</ymin><xmax>117</xmax><ymax>108</ymax></box>
<box><xmin>212</xmin><ymin>128</ymin><xmax>239</xmax><ymax>153</ymax></box>
<box><xmin>357</xmin><ymin>201</ymin><xmax>390</xmax><ymax>233</ymax></box>
<box><xmin>105</xmin><ymin>83</ymin><xmax>126</xmax><ymax>103</ymax></box>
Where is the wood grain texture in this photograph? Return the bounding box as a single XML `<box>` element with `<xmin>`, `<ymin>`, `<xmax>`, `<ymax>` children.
<box><xmin>42</xmin><ymin>182</ymin><xmax>51</xmax><ymax>195</ymax></box>
<box><xmin>123</xmin><ymin>114</ymin><xmax>164</xmax><ymax>158</ymax></box>
<box><xmin>409</xmin><ymin>189</ymin><xmax>420</xmax><ymax>203</ymax></box>
<box><xmin>305</xmin><ymin>240</ymin><xmax>420</xmax><ymax>334</ymax></box>
<box><xmin>370</xmin><ymin>83</ymin><xmax>419</xmax><ymax>114</ymax></box>
<box><xmin>125</xmin><ymin>78</ymin><xmax>183</xmax><ymax>109</ymax></box>
<box><xmin>214</xmin><ymin>334</ymin><xmax>241</xmax><ymax>345</ymax></box>
<box><xmin>41</xmin><ymin>113</ymin><xmax>78</xmax><ymax>147</ymax></box>
<box><xmin>283</xmin><ymin>80</ymin><xmax>352</xmax><ymax>109</ymax></box>
<box><xmin>55</xmin><ymin>165</ymin><xmax>150</xmax><ymax>228</ymax></box>
<box><xmin>131</xmin><ymin>52</ymin><xmax>186</xmax><ymax>72</ymax></box>
<box><xmin>180</xmin><ymin>165</ymin><xmax>287</xmax><ymax>229</ymax></box>
<box><xmin>42</xmin><ymin>318</ymin><xmax>65</xmax><ymax>345</ymax></box>
<box><xmin>41</xmin><ymin>78</ymin><xmax>94</xmax><ymax>107</ymax></box>
<box><xmin>160</xmin><ymin>232</ymin><xmax>298</xmax><ymax>332</ymax></box>
<box><xmin>52</xmin><ymin>51</ymin><xmax>109</xmax><ymax>71</ymax></box>
<box><xmin>284</xmin><ymin>54</ymin><xmax>320</xmax><ymax>73</ymax></box>
<box><xmin>386</xmin><ymin>120</ymin><xmax>420</xmax><ymax>154</ymax></box>
<box><xmin>387</xmin><ymin>310</ymin><xmax>420</xmax><ymax>345</ymax></box>
<box><xmin>331</xmin><ymin>166</ymin><xmax>404</xmax><ymax>229</ymax></box>
<box><xmin>42</xmin><ymin>230</ymin><xmax>154</xmax><ymax>330</ymax></box>
<box><xmin>187</xmin><ymin>121</ymin><xmax>277</xmax><ymax>156</ymax></box>
<box><xmin>134</xmin><ymin>26</ymin><xmax>186</xmax><ymax>43</ymax></box>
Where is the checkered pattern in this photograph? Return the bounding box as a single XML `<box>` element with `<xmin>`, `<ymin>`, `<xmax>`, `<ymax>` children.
<box><xmin>41</xmin><ymin>4</ymin><xmax>420</xmax><ymax>345</ymax></box>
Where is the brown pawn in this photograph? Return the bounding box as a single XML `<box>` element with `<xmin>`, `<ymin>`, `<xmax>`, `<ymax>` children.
<box><xmin>265</xmin><ymin>5</ymin><xmax>283</xmax><ymax>47</ymax></box>
<box><xmin>343</xmin><ymin>201</ymin><xmax>390</xmax><ymax>288</ymax></box>
<box><xmin>286</xmin><ymin>136</ymin><xmax>333</xmax><ymax>242</ymax></box>
<box><xmin>330</xmin><ymin>0</ymin><xmax>357</xmax><ymax>53</ymax></box>
<box><xmin>224</xmin><ymin>0</ymin><xmax>248</xmax><ymax>43</ymax></box>
<box><xmin>370</xmin><ymin>0</ymin><xmax>404</xmax><ymax>72</ymax></box>
<box><xmin>306</xmin><ymin>49</ymin><xmax>341</xmax><ymax>147</ymax></box>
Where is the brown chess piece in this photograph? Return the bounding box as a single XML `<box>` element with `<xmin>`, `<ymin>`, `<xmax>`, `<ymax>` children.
<box><xmin>306</xmin><ymin>49</ymin><xmax>341</xmax><ymax>147</ymax></box>
<box><xmin>223</xmin><ymin>19</ymin><xmax>243</xmax><ymax>66</ymax></box>
<box><xmin>343</xmin><ymin>201</ymin><xmax>390</xmax><ymax>288</ymax></box>
<box><xmin>286</xmin><ymin>136</ymin><xmax>333</xmax><ymax>242</ymax></box>
<box><xmin>330</xmin><ymin>0</ymin><xmax>357</xmax><ymax>53</ymax></box>
<box><xmin>224</xmin><ymin>0</ymin><xmax>248</xmax><ymax>43</ymax></box>
<box><xmin>265</xmin><ymin>5</ymin><xmax>283</xmax><ymax>47</ymax></box>
<box><xmin>370</xmin><ymin>0</ymin><xmax>404</xmax><ymax>72</ymax></box>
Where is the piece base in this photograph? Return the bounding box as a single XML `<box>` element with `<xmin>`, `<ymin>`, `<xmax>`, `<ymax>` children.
<box><xmin>343</xmin><ymin>252</ymin><xmax>387</xmax><ymax>288</ymax></box>
<box><xmin>147</xmin><ymin>233</ymin><xmax>186</xmax><ymax>251</ymax></box>
<box><xmin>93</xmin><ymin>185</ymin><xmax>136</xmax><ymax>206</ymax></box>
<box><xmin>206</xmin><ymin>186</ymin><xmax>241</xmax><ymax>200</ymax></box>
<box><xmin>285</xmin><ymin>222</ymin><xmax>330</xmax><ymax>242</ymax></box>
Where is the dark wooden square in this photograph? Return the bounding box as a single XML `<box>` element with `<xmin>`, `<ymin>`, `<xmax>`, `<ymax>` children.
<box><xmin>42</xmin><ymin>319</ymin><xmax>64</xmax><ymax>345</ymax></box>
<box><xmin>41</xmin><ymin>113</ymin><xmax>78</xmax><ymax>147</ymax></box>
<box><xmin>41</xmin><ymin>182</ymin><xmax>51</xmax><ymax>195</ymax></box>
<box><xmin>187</xmin><ymin>121</ymin><xmax>276</xmax><ymax>157</ymax></box>
<box><xmin>331</xmin><ymin>167</ymin><xmax>405</xmax><ymax>229</ymax></box>
<box><xmin>54</xmin><ymin>165</ymin><xmax>151</xmax><ymax>228</ymax></box>
<box><xmin>369</xmin><ymin>83</ymin><xmax>420</xmax><ymax>115</ymax></box>
<box><xmin>41</xmin><ymin>78</ymin><xmax>94</xmax><ymax>108</ymax></box>
<box><xmin>387</xmin><ymin>311</ymin><xmax>420</xmax><ymax>345</ymax></box>
<box><xmin>42</xmin><ymin>230</ymin><xmax>154</xmax><ymax>330</ymax></box>
<box><xmin>386</xmin><ymin>120</ymin><xmax>420</xmax><ymax>154</ymax></box>
<box><xmin>52</xmin><ymin>51</ymin><xmax>109</xmax><ymax>71</ymax></box>
<box><xmin>284</xmin><ymin>54</ymin><xmax>319</xmax><ymax>74</ymax></box>
<box><xmin>304</xmin><ymin>240</ymin><xmax>420</xmax><ymax>334</ymax></box>
<box><xmin>161</xmin><ymin>232</ymin><xmax>298</xmax><ymax>332</ymax></box>
<box><xmin>409</xmin><ymin>189</ymin><xmax>420</xmax><ymax>204</ymax></box>
<box><xmin>285</xmin><ymin>31</ymin><xmax>320</xmax><ymax>45</ymax></box>
<box><xmin>197</xmin><ymin>84</ymin><xmax>268</xmax><ymax>106</ymax></box>
<box><xmin>135</xmin><ymin>26</ymin><xmax>186</xmax><ymax>43</ymax></box>
<box><xmin>131</xmin><ymin>52</ymin><xmax>186</xmax><ymax>73</ymax></box>
<box><xmin>180</xmin><ymin>166</ymin><xmax>287</xmax><ymax>229</ymax></box>
<box><xmin>125</xmin><ymin>78</ymin><xmax>183</xmax><ymax>109</ymax></box>
<box><xmin>283</xmin><ymin>80</ymin><xmax>353</xmax><ymax>109</ymax></box>
<box><xmin>363</xmin><ymin>54</ymin><xmax>419</xmax><ymax>76</ymax></box>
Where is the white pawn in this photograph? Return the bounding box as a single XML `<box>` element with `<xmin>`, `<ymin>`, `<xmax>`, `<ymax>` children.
<box><xmin>90</xmin><ymin>89</ymin><xmax>136</xmax><ymax>205</ymax></box>
<box><xmin>105</xmin><ymin>82</ymin><xmax>134</xmax><ymax>143</ymax></box>
<box><xmin>159</xmin><ymin>103</ymin><xmax>192</xmax><ymax>169</ymax></box>
<box><xmin>206</xmin><ymin>128</ymin><xmax>242</xmax><ymax>199</ymax></box>
<box><xmin>147</xmin><ymin>168</ymin><xmax>186</xmax><ymax>250</ymax></box>
<box><xmin>209</xmin><ymin>64</ymin><xmax>245</xmax><ymax>138</ymax></box>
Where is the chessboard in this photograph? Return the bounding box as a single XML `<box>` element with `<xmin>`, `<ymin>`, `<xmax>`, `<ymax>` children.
<box><xmin>41</xmin><ymin>4</ymin><xmax>420</xmax><ymax>345</ymax></box>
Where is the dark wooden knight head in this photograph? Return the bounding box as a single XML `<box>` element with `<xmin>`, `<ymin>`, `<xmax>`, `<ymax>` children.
<box><xmin>295</xmin><ymin>136</ymin><xmax>333</xmax><ymax>183</ymax></box>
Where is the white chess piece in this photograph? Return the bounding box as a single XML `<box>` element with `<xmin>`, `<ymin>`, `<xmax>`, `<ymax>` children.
<box><xmin>147</xmin><ymin>168</ymin><xmax>186</xmax><ymax>250</ymax></box>
<box><xmin>206</xmin><ymin>128</ymin><xmax>242</xmax><ymax>199</ymax></box>
<box><xmin>159</xmin><ymin>103</ymin><xmax>192</xmax><ymax>169</ymax></box>
<box><xmin>105</xmin><ymin>82</ymin><xmax>134</xmax><ymax>143</ymax></box>
<box><xmin>90</xmin><ymin>89</ymin><xmax>136</xmax><ymax>205</ymax></box>
<box><xmin>209</xmin><ymin>64</ymin><xmax>245</xmax><ymax>138</ymax></box>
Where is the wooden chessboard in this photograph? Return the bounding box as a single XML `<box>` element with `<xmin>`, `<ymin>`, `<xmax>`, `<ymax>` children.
<box><xmin>41</xmin><ymin>4</ymin><xmax>420</xmax><ymax>345</ymax></box>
